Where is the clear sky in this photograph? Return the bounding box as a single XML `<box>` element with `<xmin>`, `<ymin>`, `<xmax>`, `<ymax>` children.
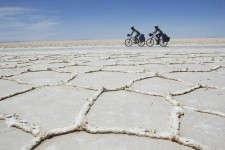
<box><xmin>0</xmin><ymin>0</ymin><xmax>225</xmax><ymax>41</ymax></box>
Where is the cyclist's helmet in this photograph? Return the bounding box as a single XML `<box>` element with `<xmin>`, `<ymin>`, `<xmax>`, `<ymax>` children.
<box><xmin>155</xmin><ymin>26</ymin><xmax>159</xmax><ymax>30</ymax></box>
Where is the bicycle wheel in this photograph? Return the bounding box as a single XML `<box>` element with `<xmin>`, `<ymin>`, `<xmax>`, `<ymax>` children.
<box><xmin>125</xmin><ymin>39</ymin><xmax>132</xmax><ymax>47</ymax></box>
<box><xmin>138</xmin><ymin>40</ymin><xmax>145</xmax><ymax>47</ymax></box>
<box><xmin>146</xmin><ymin>38</ymin><xmax>154</xmax><ymax>47</ymax></box>
<box><xmin>159</xmin><ymin>40</ymin><xmax>168</xmax><ymax>47</ymax></box>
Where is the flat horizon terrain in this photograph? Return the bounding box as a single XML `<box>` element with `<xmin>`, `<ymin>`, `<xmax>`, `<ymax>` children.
<box><xmin>0</xmin><ymin>39</ymin><xmax>225</xmax><ymax>150</ymax></box>
<box><xmin>1</xmin><ymin>38</ymin><xmax>225</xmax><ymax>48</ymax></box>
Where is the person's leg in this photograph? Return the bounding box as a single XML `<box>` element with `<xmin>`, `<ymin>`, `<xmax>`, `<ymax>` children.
<box><xmin>156</xmin><ymin>34</ymin><xmax>160</xmax><ymax>44</ymax></box>
<box><xmin>134</xmin><ymin>34</ymin><xmax>138</xmax><ymax>43</ymax></box>
<box><xmin>136</xmin><ymin>33</ymin><xmax>141</xmax><ymax>43</ymax></box>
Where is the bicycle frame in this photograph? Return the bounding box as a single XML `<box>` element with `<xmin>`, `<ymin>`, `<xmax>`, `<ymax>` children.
<box><xmin>149</xmin><ymin>33</ymin><xmax>159</xmax><ymax>41</ymax></box>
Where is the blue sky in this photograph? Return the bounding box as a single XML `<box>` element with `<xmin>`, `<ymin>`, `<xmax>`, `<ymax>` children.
<box><xmin>0</xmin><ymin>0</ymin><xmax>225</xmax><ymax>41</ymax></box>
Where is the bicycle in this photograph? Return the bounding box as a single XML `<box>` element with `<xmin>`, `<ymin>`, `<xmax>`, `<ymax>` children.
<box><xmin>125</xmin><ymin>34</ymin><xmax>145</xmax><ymax>47</ymax></box>
<box><xmin>146</xmin><ymin>33</ymin><xmax>170</xmax><ymax>47</ymax></box>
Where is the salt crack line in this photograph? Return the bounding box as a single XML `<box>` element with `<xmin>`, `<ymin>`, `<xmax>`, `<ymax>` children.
<box><xmin>0</xmin><ymin>113</ymin><xmax>41</xmax><ymax>137</ymax></box>
<box><xmin>68</xmin><ymin>84</ymin><xmax>98</xmax><ymax>91</ymax></box>
<box><xmin>170</xmin><ymin>84</ymin><xmax>205</xmax><ymax>96</ymax></box>
<box><xmin>165</xmin><ymin>95</ymin><xmax>180</xmax><ymax>106</ymax></box>
<box><xmin>84</xmin><ymin>124</ymin><xmax>204</xmax><ymax>150</ymax></box>
<box><xmin>169</xmin><ymin>65</ymin><xmax>222</xmax><ymax>73</ymax></box>
<box><xmin>65</xmin><ymin>74</ymin><xmax>78</xmax><ymax>83</ymax></box>
<box><xmin>1</xmin><ymin>77</ymin><xmax>33</xmax><ymax>86</ymax></box>
<box><xmin>126</xmin><ymin>89</ymin><xmax>181</xmax><ymax>107</ymax></box>
<box><xmin>0</xmin><ymin>69</ymin><xmax>53</xmax><ymax>79</ymax></box>
<box><xmin>126</xmin><ymin>89</ymin><xmax>164</xmax><ymax>97</ymax></box>
<box><xmin>183</xmin><ymin>106</ymin><xmax>225</xmax><ymax>118</ymax></box>
<box><xmin>57</xmin><ymin>63</ymin><xmax>90</xmax><ymax>69</ymax></box>
<box><xmin>20</xmin><ymin>68</ymin><xmax>72</xmax><ymax>75</ymax></box>
<box><xmin>74</xmin><ymin>88</ymin><xmax>105</xmax><ymax>127</ymax></box>
<box><xmin>84</xmin><ymin>125</ymin><xmax>163</xmax><ymax>139</ymax></box>
<box><xmin>46</xmin><ymin>125</ymin><xmax>82</xmax><ymax>138</ymax></box>
<box><xmin>22</xmin><ymin>137</ymin><xmax>44</xmax><ymax>150</ymax></box>
<box><xmin>154</xmin><ymin>73</ymin><xmax>183</xmax><ymax>82</ymax></box>
<box><xmin>102</xmin><ymin>63</ymin><xmax>136</xmax><ymax>67</ymax></box>
<box><xmin>100</xmin><ymin>69</ymin><xmax>145</xmax><ymax>74</ymax></box>
<box><xmin>169</xmin><ymin>106</ymin><xmax>184</xmax><ymax>136</ymax></box>
<box><xmin>174</xmin><ymin>136</ymin><xmax>204</xmax><ymax>150</ymax></box>
<box><xmin>123</xmin><ymin>73</ymin><xmax>180</xmax><ymax>89</ymax></box>
<box><xmin>84</xmin><ymin>67</ymin><xmax>104</xmax><ymax>74</ymax></box>
<box><xmin>0</xmin><ymin>87</ymin><xmax>36</xmax><ymax>101</ymax></box>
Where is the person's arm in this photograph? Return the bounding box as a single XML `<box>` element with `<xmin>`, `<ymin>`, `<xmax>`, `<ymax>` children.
<box><xmin>130</xmin><ymin>30</ymin><xmax>134</xmax><ymax>36</ymax></box>
<box><xmin>153</xmin><ymin>28</ymin><xmax>158</xmax><ymax>33</ymax></box>
<box><xmin>136</xmin><ymin>30</ymin><xmax>140</xmax><ymax>35</ymax></box>
<box><xmin>158</xmin><ymin>28</ymin><xmax>163</xmax><ymax>34</ymax></box>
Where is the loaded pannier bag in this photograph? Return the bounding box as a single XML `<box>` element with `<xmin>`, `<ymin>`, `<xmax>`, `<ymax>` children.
<box><xmin>139</xmin><ymin>34</ymin><xmax>145</xmax><ymax>42</ymax></box>
<box><xmin>162</xmin><ymin>33</ymin><xmax>170</xmax><ymax>42</ymax></box>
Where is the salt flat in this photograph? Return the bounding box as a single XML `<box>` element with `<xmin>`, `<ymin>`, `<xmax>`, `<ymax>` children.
<box><xmin>0</xmin><ymin>40</ymin><xmax>225</xmax><ymax>150</ymax></box>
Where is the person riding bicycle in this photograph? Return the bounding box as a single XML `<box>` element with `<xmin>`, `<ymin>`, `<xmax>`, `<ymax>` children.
<box><xmin>153</xmin><ymin>26</ymin><xmax>163</xmax><ymax>44</ymax></box>
<box><xmin>129</xmin><ymin>26</ymin><xmax>140</xmax><ymax>43</ymax></box>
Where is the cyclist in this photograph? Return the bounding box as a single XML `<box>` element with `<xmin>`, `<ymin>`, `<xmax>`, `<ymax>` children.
<box><xmin>129</xmin><ymin>26</ymin><xmax>141</xmax><ymax>43</ymax></box>
<box><xmin>153</xmin><ymin>26</ymin><xmax>163</xmax><ymax>44</ymax></box>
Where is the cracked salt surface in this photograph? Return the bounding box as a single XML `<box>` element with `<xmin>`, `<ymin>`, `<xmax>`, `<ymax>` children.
<box><xmin>165</xmin><ymin>68</ymin><xmax>225</xmax><ymax>88</ymax></box>
<box><xmin>36</xmin><ymin>132</ymin><xmax>190</xmax><ymax>150</ymax></box>
<box><xmin>174</xmin><ymin>88</ymin><xmax>225</xmax><ymax>114</ymax></box>
<box><xmin>86</xmin><ymin>90</ymin><xmax>172</xmax><ymax>133</ymax></box>
<box><xmin>0</xmin><ymin>67</ymin><xmax>28</xmax><ymax>77</ymax></box>
<box><xmin>103</xmin><ymin>65</ymin><xmax>145</xmax><ymax>73</ymax></box>
<box><xmin>68</xmin><ymin>71</ymin><xmax>140</xmax><ymax>90</ymax></box>
<box><xmin>0</xmin><ymin>120</ymin><xmax>34</xmax><ymax>150</ymax></box>
<box><xmin>56</xmin><ymin>65</ymin><xmax>101</xmax><ymax>74</ymax></box>
<box><xmin>141</xmin><ymin>63</ymin><xmax>174</xmax><ymax>73</ymax></box>
<box><xmin>180</xmin><ymin>109</ymin><xmax>225</xmax><ymax>150</ymax></box>
<box><xmin>9</xmin><ymin>71</ymin><xmax>73</xmax><ymax>86</ymax></box>
<box><xmin>0</xmin><ymin>86</ymin><xmax>95</xmax><ymax>130</ymax></box>
<box><xmin>0</xmin><ymin>79</ymin><xmax>33</xmax><ymax>100</ymax></box>
<box><xmin>130</xmin><ymin>77</ymin><xmax>192</xmax><ymax>96</ymax></box>
<box><xmin>0</xmin><ymin>44</ymin><xmax>225</xmax><ymax>150</ymax></box>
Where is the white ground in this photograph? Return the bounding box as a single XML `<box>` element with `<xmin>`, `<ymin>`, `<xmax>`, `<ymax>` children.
<box><xmin>0</xmin><ymin>42</ymin><xmax>225</xmax><ymax>150</ymax></box>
